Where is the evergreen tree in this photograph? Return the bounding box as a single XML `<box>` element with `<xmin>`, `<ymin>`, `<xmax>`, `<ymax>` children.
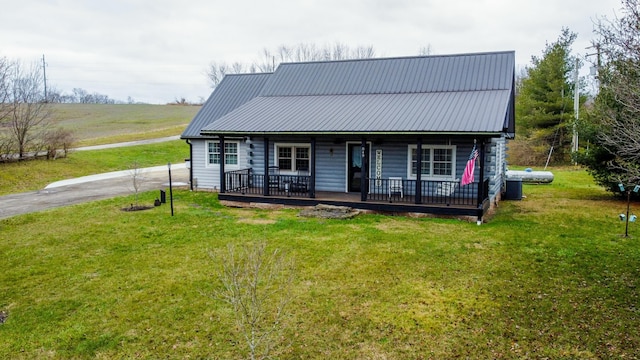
<box><xmin>516</xmin><ymin>28</ymin><xmax>580</xmax><ymax>164</ymax></box>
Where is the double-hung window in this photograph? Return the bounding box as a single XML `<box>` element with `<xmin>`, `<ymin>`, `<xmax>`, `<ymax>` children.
<box><xmin>275</xmin><ymin>143</ymin><xmax>310</xmax><ymax>172</ymax></box>
<box><xmin>207</xmin><ymin>141</ymin><xmax>239</xmax><ymax>166</ymax></box>
<box><xmin>408</xmin><ymin>145</ymin><xmax>455</xmax><ymax>179</ymax></box>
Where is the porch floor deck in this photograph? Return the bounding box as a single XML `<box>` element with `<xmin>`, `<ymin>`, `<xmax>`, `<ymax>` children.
<box><xmin>219</xmin><ymin>189</ymin><xmax>480</xmax><ymax>217</ymax></box>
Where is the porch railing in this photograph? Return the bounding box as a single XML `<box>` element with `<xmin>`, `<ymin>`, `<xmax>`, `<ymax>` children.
<box><xmin>366</xmin><ymin>178</ymin><xmax>486</xmax><ymax>206</ymax></box>
<box><xmin>225</xmin><ymin>168</ymin><xmax>312</xmax><ymax>197</ymax></box>
<box><xmin>224</xmin><ymin>169</ymin><xmax>488</xmax><ymax>206</ymax></box>
<box><xmin>225</xmin><ymin>168</ymin><xmax>260</xmax><ymax>194</ymax></box>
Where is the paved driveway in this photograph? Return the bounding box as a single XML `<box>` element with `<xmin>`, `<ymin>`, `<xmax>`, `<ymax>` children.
<box><xmin>0</xmin><ymin>165</ymin><xmax>189</xmax><ymax>220</ymax></box>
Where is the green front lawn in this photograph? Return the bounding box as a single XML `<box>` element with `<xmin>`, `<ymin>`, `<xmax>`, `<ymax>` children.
<box><xmin>1</xmin><ymin>168</ymin><xmax>638</xmax><ymax>358</ymax></box>
<box><xmin>0</xmin><ymin>140</ymin><xmax>188</xmax><ymax>195</ymax></box>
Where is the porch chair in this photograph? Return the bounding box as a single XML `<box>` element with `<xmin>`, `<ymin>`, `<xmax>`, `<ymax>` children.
<box><xmin>268</xmin><ymin>166</ymin><xmax>280</xmax><ymax>190</ymax></box>
<box><xmin>290</xmin><ymin>168</ymin><xmax>310</xmax><ymax>192</ymax></box>
<box><xmin>435</xmin><ymin>179</ymin><xmax>459</xmax><ymax>202</ymax></box>
<box><xmin>388</xmin><ymin>177</ymin><xmax>403</xmax><ymax>199</ymax></box>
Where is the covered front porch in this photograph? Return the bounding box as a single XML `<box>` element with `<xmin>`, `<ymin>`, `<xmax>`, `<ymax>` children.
<box><xmin>220</xmin><ymin>168</ymin><xmax>491</xmax><ymax>219</ymax></box>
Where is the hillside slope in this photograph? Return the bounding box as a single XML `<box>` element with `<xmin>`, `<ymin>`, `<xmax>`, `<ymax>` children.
<box><xmin>51</xmin><ymin>104</ymin><xmax>201</xmax><ymax>144</ymax></box>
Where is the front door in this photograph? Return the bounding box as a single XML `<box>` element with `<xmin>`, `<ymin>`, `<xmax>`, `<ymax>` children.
<box><xmin>348</xmin><ymin>144</ymin><xmax>368</xmax><ymax>192</ymax></box>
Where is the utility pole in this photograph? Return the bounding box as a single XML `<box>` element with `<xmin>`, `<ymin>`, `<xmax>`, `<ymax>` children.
<box><xmin>42</xmin><ymin>54</ymin><xmax>48</xmax><ymax>102</ymax></box>
<box><xmin>572</xmin><ymin>57</ymin><xmax>579</xmax><ymax>156</ymax></box>
<box><xmin>586</xmin><ymin>44</ymin><xmax>601</xmax><ymax>91</ymax></box>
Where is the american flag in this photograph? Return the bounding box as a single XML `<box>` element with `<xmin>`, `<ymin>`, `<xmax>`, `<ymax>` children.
<box><xmin>461</xmin><ymin>143</ymin><xmax>479</xmax><ymax>186</ymax></box>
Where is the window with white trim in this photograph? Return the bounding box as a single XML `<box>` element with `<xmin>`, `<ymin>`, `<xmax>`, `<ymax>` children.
<box><xmin>207</xmin><ymin>141</ymin><xmax>239</xmax><ymax>166</ymax></box>
<box><xmin>407</xmin><ymin>145</ymin><xmax>456</xmax><ymax>179</ymax></box>
<box><xmin>275</xmin><ymin>143</ymin><xmax>310</xmax><ymax>172</ymax></box>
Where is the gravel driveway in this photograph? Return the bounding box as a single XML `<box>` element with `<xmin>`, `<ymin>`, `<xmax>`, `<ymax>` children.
<box><xmin>0</xmin><ymin>165</ymin><xmax>188</xmax><ymax>220</ymax></box>
<box><xmin>0</xmin><ymin>137</ymin><xmax>189</xmax><ymax>220</ymax></box>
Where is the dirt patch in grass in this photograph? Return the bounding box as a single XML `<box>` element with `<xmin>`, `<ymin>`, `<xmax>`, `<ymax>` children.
<box><xmin>373</xmin><ymin>218</ymin><xmax>466</xmax><ymax>235</ymax></box>
<box><xmin>299</xmin><ymin>204</ymin><xmax>360</xmax><ymax>219</ymax></box>
<box><xmin>374</xmin><ymin>219</ymin><xmax>424</xmax><ymax>233</ymax></box>
<box><xmin>121</xmin><ymin>205</ymin><xmax>154</xmax><ymax>212</ymax></box>
<box><xmin>237</xmin><ymin>218</ymin><xmax>277</xmax><ymax>225</ymax></box>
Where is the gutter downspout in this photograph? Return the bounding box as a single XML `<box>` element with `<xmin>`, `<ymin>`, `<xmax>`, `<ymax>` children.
<box><xmin>310</xmin><ymin>137</ymin><xmax>316</xmax><ymax>198</ymax></box>
<box><xmin>219</xmin><ymin>135</ymin><xmax>225</xmax><ymax>193</ymax></box>
<box><xmin>186</xmin><ymin>139</ymin><xmax>193</xmax><ymax>191</ymax></box>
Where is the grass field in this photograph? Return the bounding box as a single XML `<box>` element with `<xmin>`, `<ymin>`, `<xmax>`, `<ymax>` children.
<box><xmin>0</xmin><ymin>140</ymin><xmax>189</xmax><ymax>195</ymax></box>
<box><xmin>1</xmin><ymin>168</ymin><xmax>639</xmax><ymax>359</ymax></box>
<box><xmin>51</xmin><ymin>104</ymin><xmax>200</xmax><ymax>146</ymax></box>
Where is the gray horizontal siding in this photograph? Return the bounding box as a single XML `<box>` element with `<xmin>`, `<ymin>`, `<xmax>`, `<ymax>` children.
<box><xmin>189</xmin><ymin>138</ymin><xmax>246</xmax><ymax>190</ymax></box>
<box><xmin>246</xmin><ymin>139</ymin><xmax>264</xmax><ymax>173</ymax></box>
<box><xmin>190</xmin><ymin>140</ymin><xmax>218</xmax><ymax>189</ymax></box>
<box><xmin>315</xmin><ymin>141</ymin><xmax>347</xmax><ymax>192</ymax></box>
<box><xmin>373</xmin><ymin>142</ymin><xmax>407</xmax><ymax>180</ymax></box>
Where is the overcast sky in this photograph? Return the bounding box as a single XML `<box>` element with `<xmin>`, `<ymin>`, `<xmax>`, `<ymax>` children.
<box><xmin>2</xmin><ymin>0</ymin><xmax>622</xmax><ymax>104</ymax></box>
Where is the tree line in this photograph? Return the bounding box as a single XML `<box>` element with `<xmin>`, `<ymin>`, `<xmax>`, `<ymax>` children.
<box><xmin>206</xmin><ymin>42</ymin><xmax>433</xmax><ymax>88</ymax></box>
<box><xmin>46</xmin><ymin>87</ymin><xmax>121</xmax><ymax>104</ymax></box>
<box><xmin>206</xmin><ymin>43</ymin><xmax>377</xmax><ymax>88</ymax></box>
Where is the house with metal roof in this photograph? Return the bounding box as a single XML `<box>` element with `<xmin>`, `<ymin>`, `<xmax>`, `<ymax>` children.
<box><xmin>181</xmin><ymin>51</ymin><xmax>516</xmax><ymax>223</ymax></box>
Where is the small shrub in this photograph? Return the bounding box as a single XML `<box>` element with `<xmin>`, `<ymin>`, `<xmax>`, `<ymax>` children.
<box><xmin>209</xmin><ymin>241</ymin><xmax>295</xmax><ymax>360</ymax></box>
<box><xmin>42</xmin><ymin>127</ymin><xmax>75</xmax><ymax>159</ymax></box>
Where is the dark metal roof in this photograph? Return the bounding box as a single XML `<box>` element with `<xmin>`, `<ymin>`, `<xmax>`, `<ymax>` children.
<box><xmin>181</xmin><ymin>72</ymin><xmax>272</xmax><ymax>138</ymax></box>
<box><xmin>202</xmin><ymin>90</ymin><xmax>511</xmax><ymax>134</ymax></box>
<box><xmin>260</xmin><ymin>51</ymin><xmax>514</xmax><ymax>96</ymax></box>
<box><xmin>196</xmin><ymin>51</ymin><xmax>516</xmax><ymax>136</ymax></box>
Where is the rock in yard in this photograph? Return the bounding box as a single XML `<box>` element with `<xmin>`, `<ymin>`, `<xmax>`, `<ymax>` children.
<box><xmin>299</xmin><ymin>204</ymin><xmax>360</xmax><ymax>219</ymax></box>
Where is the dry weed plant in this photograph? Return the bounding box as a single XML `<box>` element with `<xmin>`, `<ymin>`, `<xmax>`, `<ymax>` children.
<box><xmin>210</xmin><ymin>241</ymin><xmax>295</xmax><ymax>360</ymax></box>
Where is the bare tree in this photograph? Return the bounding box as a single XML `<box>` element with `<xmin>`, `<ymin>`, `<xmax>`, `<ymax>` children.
<box><xmin>9</xmin><ymin>61</ymin><xmax>52</xmax><ymax>159</ymax></box>
<box><xmin>0</xmin><ymin>58</ymin><xmax>77</xmax><ymax>161</ymax></box>
<box><xmin>206</xmin><ymin>42</ymin><xmax>377</xmax><ymax>88</ymax></box>
<box><xmin>352</xmin><ymin>45</ymin><xmax>377</xmax><ymax>59</ymax></box>
<box><xmin>44</xmin><ymin>86</ymin><xmax>64</xmax><ymax>104</ymax></box>
<box><xmin>40</xmin><ymin>127</ymin><xmax>74</xmax><ymax>159</ymax></box>
<box><xmin>579</xmin><ymin>0</ymin><xmax>640</xmax><ymax>187</ymax></box>
<box><xmin>128</xmin><ymin>161</ymin><xmax>145</xmax><ymax>208</ymax></box>
<box><xmin>0</xmin><ymin>56</ymin><xmax>12</xmax><ymax>121</ymax></box>
<box><xmin>210</xmin><ymin>242</ymin><xmax>295</xmax><ymax>360</ymax></box>
<box><xmin>206</xmin><ymin>61</ymin><xmax>253</xmax><ymax>88</ymax></box>
<box><xmin>0</xmin><ymin>135</ymin><xmax>16</xmax><ymax>162</ymax></box>
<box><xmin>0</xmin><ymin>57</ymin><xmax>12</xmax><ymax>161</ymax></box>
<box><xmin>418</xmin><ymin>44</ymin><xmax>434</xmax><ymax>56</ymax></box>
